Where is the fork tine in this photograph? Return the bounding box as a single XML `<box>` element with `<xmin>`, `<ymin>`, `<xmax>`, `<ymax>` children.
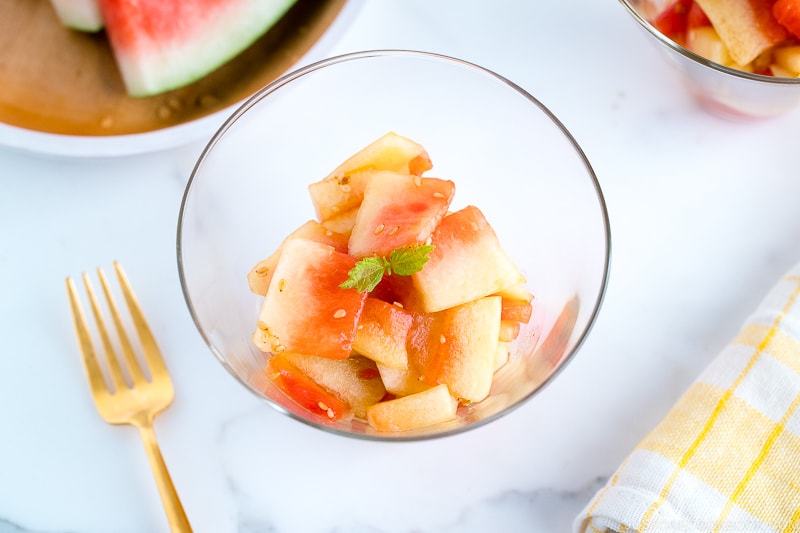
<box><xmin>66</xmin><ymin>277</ymin><xmax>112</xmax><ymax>400</ymax></box>
<box><xmin>83</xmin><ymin>271</ymin><xmax>129</xmax><ymax>392</ymax></box>
<box><xmin>97</xmin><ymin>265</ymin><xmax>148</xmax><ymax>385</ymax></box>
<box><xmin>113</xmin><ymin>262</ymin><xmax>169</xmax><ymax>377</ymax></box>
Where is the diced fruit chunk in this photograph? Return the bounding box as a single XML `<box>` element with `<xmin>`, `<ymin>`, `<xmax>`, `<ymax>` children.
<box><xmin>309</xmin><ymin>171</ymin><xmax>373</xmax><ymax>227</ymax></box>
<box><xmin>773</xmin><ymin>0</ymin><xmax>800</xmax><ymax>39</ymax></box>
<box><xmin>308</xmin><ymin>132</ymin><xmax>433</xmax><ymax>223</ymax></box>
<box><xmin>769</xmin><ymin>63</ymin><xmax>797</xmax><ymax>77</ymax></box>
<box><xmin>348</xmin><ymin>171</ymin><xmax>454</xmax><ymax>258</ymax></box>
<box><xmin>694</xmin><ymin>0</ymin><xmax>788</xmax><ymax>65</ymax></box>
<box><xmin>773</xmin><ymin>45</ymin><xmax>800</xmax><ymax>74</ymax></box>
<box><xmin>366</xmin><ymin>383</ymin><xmax>457</xmax><ymax>432</ymax></box>
<box><xmin>407</xmin><ymin>311</ymin><xmax>449</xmax><ymax>374</ymax></box>
<box><xmin>421</xmin><ymin>296</ymin><xmax>502</xmax><ymax>403</ymax></box>
<box><xmin>376</xmin><ymin>363</ymin><xmax>431</xmax><ymax>397</ymax></box>
<box><xmin>352</xmin><ymin>298</ymin><xmax>415</xmax><ymax>370</ymax></box>
<box><xmin>496</xmin><ymin>282</ymin><xmax>534</xmax><ymax>303</ymax></box>
<box><xmin>500</xmin><ymin>295</ymin><xmax>534</xmax><ymax>323</ymax></box>
<box><xmin>410</xmin><ymin>206</ymin><xmax>525</xmax><ymax>313</ymax></box>
<box><xmin>266</xmin><ymin>355</ymin><xmax>351</xmax><ymax>421</ymax></box>
<box><xmin>653</xmin><ymin>0</ymin><xmax>692</xmax><ymax>39</ymax></box>
<box><xmin>498</xmin><ymin>320</ymin><xmax>521</xmax><ymax>342</ymax></box>
<box><xmin>320</xmin><ymin>209</ymin><xmax>360</xmax><ymax>236</ymax></box>
<box><xmin>253</xmin><ymin>238</ymin><xmax>367</xmax><ymax>359</ymax></box>
<box><xmin>247</xmin><ymin>220</ymin><xmax>349</xmax><ymax>296</ymax></box>
<box><xmin>686</xmin><ymin>26</ymin><xmax>731</xmax><ymax>65</ymax></box>
<box><xmin>687</xmin><ymin>1</ymin><xmax>711</xmax><ymax>28</ymax></box>
<box><xmin>277</xmin><ymin>353</ymin><xmax>386</xmax><ymax>419</ymax></box>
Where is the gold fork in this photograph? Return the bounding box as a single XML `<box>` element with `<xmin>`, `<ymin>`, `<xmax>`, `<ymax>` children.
<box><xmin>66</xmin><ymin>261</ymin><xmax>192</xmax><ymax>533</ymax></box>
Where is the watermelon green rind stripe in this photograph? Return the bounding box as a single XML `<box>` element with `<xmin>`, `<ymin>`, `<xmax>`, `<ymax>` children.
<box><xmin>106</xmin><ymin>0</ymin><xmax>297</xmax><ymax>97</ymax></box>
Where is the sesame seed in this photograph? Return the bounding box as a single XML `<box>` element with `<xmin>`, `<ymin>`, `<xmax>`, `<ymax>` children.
<box><xmin>273</xmin><ymin>343</ymin><xmax>286</xmax><ymax>353</ymax></box>
<box><xmin>374</xmin><ymin>223</ymin><xmax>385</xmax><ymax>235</ymax></box>
<box><xmin>156</xmin><ymin>105</ymin><xmax>171</xmax><ymax>120</ymax></box>
<box><xmin>414</xmin><ymin>176</ymin><xmax>422</xmax><ymax>187</ymax></box>
<box><xmin>387</xmin><ymin>225</ymin><xmax>399</xmax><ymax>236</ymax></box>
<box><xmin>433</xmin><ymin>192</ymin><xmax>445</xmax><ymax>199</ymax></box>
<box><xmin>325</xmin><ymin>230</ymin><xmax>333</xmax><ymax>237</ymax></box>
<box><xmin>257</xmin><ymin>321</ymin><xmax>269</xmax><ymax>331</ymax></box>
<box><xmin>318</xmin><ymin>401</ymin><xmax>329</xmax><ymax>411</ymax></box>
<box><xmin>278</xmin><ymin>279</ymin><xmax>286</xmax><ymax>292</ymax></box>
<box><xmin>392</xmin><ymin>301</ymin><xmax>404</xmax><ymax>308</ymax></box>
<box><xmin>167</xmin><ymin>96</ymin><xmax>183</xmax><ymax>111</ymax></box>
<box><xmin>339</xmin><ymin>184</ymin><xmax>352</xmax><ymax>193</ymax></box>
<box><xmin>440</xmin><ymin>334</ymin><xmax>447</xmax><ymax>344</ymax></box>
<box><xmin>254</xmin><ymin>266</ymin><xmax>269</xmax><ymax>275</ymax></box>
<box><xmin>333</xmin><ymin>309</ymin><xmax>347</xmax><ymax>319</ymax></box>
<box><xmin>327</xmin><ymin>408</ymin><xmax>335</xmax><ymax>419</ymax></box>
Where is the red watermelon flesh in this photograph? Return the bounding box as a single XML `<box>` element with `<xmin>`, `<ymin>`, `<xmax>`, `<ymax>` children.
<box><xmin>98</xmin><ymin>0</ymin><xmax>297</xmax><ymax>97</ymax></box>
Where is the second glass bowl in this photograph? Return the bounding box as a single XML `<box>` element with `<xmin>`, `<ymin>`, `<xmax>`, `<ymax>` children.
<box><xmin>620</xmin><ymin>0</ymin><xmax>800</xmax><ymax>119</ymax></box>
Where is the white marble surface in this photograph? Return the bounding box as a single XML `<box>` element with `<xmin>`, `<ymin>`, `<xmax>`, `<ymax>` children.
<box><xmin>2</xmin><ymin>1</ymin><xmax>800</xmax><ymax>532</ymax></box>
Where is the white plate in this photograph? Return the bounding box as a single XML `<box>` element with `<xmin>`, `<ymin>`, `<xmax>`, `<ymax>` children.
<box><xmin>0</xmin><ymin>0</ymin><xmax>361</xmax><ymax>158</ymax></box>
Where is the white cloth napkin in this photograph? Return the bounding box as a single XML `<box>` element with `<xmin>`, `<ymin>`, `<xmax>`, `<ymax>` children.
<box><xmin>575</xmin><ymin>259</ymin><xmax>800</xmax><ymax>533</ymax></box>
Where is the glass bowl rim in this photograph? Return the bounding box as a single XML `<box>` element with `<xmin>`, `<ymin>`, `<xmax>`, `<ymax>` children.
<box><xmin>176</xmin><ymin>49</ymin><xmax>613</xmax><ymax>441</ymax></box>
<box><xmin>618</xmin><ymin>0</ymin><xmax>800</xmax><ymax>85</ymax></box>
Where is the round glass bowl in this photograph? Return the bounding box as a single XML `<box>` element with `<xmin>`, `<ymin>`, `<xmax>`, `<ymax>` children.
<box><xmin>177</xmin><ymin>50</ymin><xmax>611</xmax><ymax>441</ymax></box>
<box><xmin>619</xmin><ymin>0</ymin><xmax>800</xmax><ymax>119</ymax></box>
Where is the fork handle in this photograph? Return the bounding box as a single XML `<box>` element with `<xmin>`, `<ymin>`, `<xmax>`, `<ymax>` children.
<box><xmin>136</xmin><ymin>422</ymin><xmax>193</xmax><ymax>533</ymax></box>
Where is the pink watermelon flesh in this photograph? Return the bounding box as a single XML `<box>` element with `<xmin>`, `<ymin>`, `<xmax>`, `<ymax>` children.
<box><xmin>347</xmin><ymin>171</ymin><xmax>455</xmax><ymax>258</ymax></box>
<box><xmin>98</xmin><ymin>0</ymin><xmax>297</xmax><ymax>97</ymax></box>
<box><xmin>256</xmin><ymin>238</ymin><xmax>367</xmax><ymax>360</ymax></box>
<box><xmin>50</xmin><ymin>0</ymin><xmax>104</xmax><ymax>32</ymax></box>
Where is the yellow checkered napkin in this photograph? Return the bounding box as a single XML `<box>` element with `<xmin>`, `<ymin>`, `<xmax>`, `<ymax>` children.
<box><xmin>575</xmin><ymin>261</ymin><xmax>800</xmax><ymax>533</ymax></box>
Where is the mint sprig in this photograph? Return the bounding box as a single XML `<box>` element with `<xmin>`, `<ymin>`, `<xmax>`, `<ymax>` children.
<box><xmin>340</xmin><ymin>244</ymin><xmax>434</xmax><ymax>293</ymax></box>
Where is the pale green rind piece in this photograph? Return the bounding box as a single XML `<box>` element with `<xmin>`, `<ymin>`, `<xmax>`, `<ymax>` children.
<box><xmin>49</xmin><ymin>0</ymin><xmax>104</xmax><ymax>32</ymax></box>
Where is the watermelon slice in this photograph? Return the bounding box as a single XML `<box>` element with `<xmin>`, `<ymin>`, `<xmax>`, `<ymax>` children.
<box><xmin>98</xmin><ymin>0</ymin><xmax>297</xmax><ymax>97</ymax></box>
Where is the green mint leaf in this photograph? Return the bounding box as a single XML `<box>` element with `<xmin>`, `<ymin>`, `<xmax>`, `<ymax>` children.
<box><xmin>340</xmin><ymin>244</ymin><xmax>435</xmax><ymax>293</ymax></box>
<box><xmin>387</xmin><ymin>244</ymin><xmax>435</xmax><ymax>276</ymax></box>
<box><xmin>340</xmin><ymin>256</ymin><xmax>390</xmax><ymax>293</ymax></box>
